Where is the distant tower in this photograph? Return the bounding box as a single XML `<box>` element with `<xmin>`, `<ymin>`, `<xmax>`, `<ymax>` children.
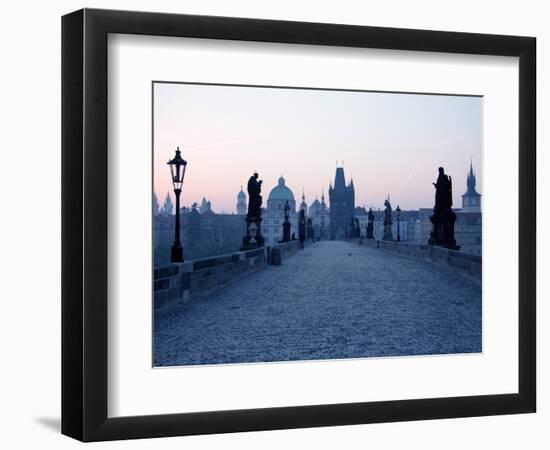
<box><xmin>237</xmin><ymin>186</ymin><xmax>247</xmax><ymax>215</ymax></box>
<box><xmin>153</xmin><ymin>192</ymin><xmax>160</xmax><ymax>216</ymax></box>
<box><xmin>199</xmin><ymin>197</ymin><xmax>208</xmax><ymax>213</ymax></box>
<box><xmin>309</xmin><ymin>196</ymin><xmax>321</xmax><ymax>217</ymax></box>
<box><xmin>300</xmin><ymin>189</ymin><xmax>308</xmax><ymax>216</ymax></box>
<box><xmin>461</xmin><ymin>161</ymin><xmax>481</xmax><ymax>211</ymax></box>
<box><xmin>329</xmin><ymin>165</ymin><xmax>355</xmax><ymax>240</ymax></box>
<box><xmin>162</xmin><ymin>193</ymin><xmax>173</xmax><ymax>216</ymax></box>
<box><xmin>267</xmin><ymin>176</ymin><xmax>296</xmax><ymax>212</ymax></box>
<box><xmin>202</xmin><ymin>200</ymin><xmax>212</xmax><ymax>213</ymax></box>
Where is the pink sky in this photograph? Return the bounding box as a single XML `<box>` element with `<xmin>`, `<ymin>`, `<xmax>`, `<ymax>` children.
<box><xmin>154</xmin><ymin>82</ymin><xmax>482</xmax><ymax>213</ymax></box>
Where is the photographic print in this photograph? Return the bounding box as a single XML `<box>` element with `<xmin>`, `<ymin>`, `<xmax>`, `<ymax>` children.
<box><xmin>153</xmin><ymin>82</ymin><xmax>482</xmax><ymax>367</ymax></box>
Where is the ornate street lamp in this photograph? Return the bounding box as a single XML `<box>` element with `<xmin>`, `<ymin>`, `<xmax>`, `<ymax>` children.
<box><xmin>396</xmin><ymin>205</ymin><xmax>401</xmax><ymax>242</ymax></box>
<box><xmin>167</xmin><ymin>146</ymin><xmax>187</xmax><ymax>262</ymax></box>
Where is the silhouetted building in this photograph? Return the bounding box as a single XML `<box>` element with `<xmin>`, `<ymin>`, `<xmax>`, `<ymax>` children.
<box><xmin>355</xmin><ymin>206</ymin><xmax>368</xmax><ymax>235</ymax></box>
<box><xmin>160</xmin><ymin>192</ymin><xmax>173</xmax><ymax>216</ymax></box>
<box><xmin>329</xmin><ymin>166</ymin><xmax>355</xmax><ymax>240</ymax></box>
<box><xmin>199</xmin><ymin>197</ymin><xmax>213</xmax><ymax>213</ymax></box>
<box><xmin>236</xmin><ymin>186</ymin><xmax>247</xmax><ymax>215</ymax></box>
<box><xmin>309</xmin><ymin>197</ymin><xmax>321</xmax><ymax>217</ymax></box>
<box><xmin>455</xmin><ymin>161</ymin><xmax>482</xmax><ymax>255</ymax></box>
<box><xmin>356</xmin><ymin>205</ymin><xmax>415</xmax><ymax>241</ymax></box>
<box><xmin>309</xmin><ymin>190</ymin><xmax>330</xmax><ymax>239</ymax></box>
<box><xmin>299</xmin><ymin>189</ymin><xmax>308</xmax><ymax>217</ymax></box>
<box><xmin>262</xmin><ymin>176</ymin><xmax>299</xmax><ymax>245</ymax></box>
<box><xmin>153</xmin><ymin>192</ymin><xmax>160</xmax><ymax>216</ymax></box>
<box><xmin>414</xmin><ymin>208</ymin><xmax>433</xmax><ymax>244</ymax></box>
<box><xmin>454</xmin><ymin>212</ymin><xmax>482</xmax><ymax>255</ymax></box>
<box><xmin>461</xmin><ymin>161</ymin><xmax>481</xmax><ymax>212</ymax></box>
<box><xmin>153</xmin><ymin>206</ymin><xmax>246</xmax><ymax>266</ymax></box>
<box><xmin>267</xmin><ymin>176</ymin><xmax>296</xmax><ymax>211</ymax></box>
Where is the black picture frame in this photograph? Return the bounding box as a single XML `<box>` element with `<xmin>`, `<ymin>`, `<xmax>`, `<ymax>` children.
<box><xmin>61</xmin><ymin>8</ymin><xmax>536</xmax><ymax>442</ymax></box>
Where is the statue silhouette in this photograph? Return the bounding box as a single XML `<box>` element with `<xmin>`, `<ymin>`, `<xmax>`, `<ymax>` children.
<box><xmin>247</xmin><ymin>172</ymin><xmax>263</xmax><ymax>219</ymax></box>
<box><xmin>429</xmin><ymin>167</ymin><xmax>459</xmax><ymax>250</ymax></box>
<box><xmin>367</xmin><ymin>208</ymin><xmax>375</xmax><ymax>239</ymax></box>
<box><xmin>242</xmin><ymin>172</ymin><xmax>265</xmax><ymax>250</ymax></box>
<box><xmin>433</xmin><ymin>166</ymin><xmax>453</xmax><ymax>212</ymax></box>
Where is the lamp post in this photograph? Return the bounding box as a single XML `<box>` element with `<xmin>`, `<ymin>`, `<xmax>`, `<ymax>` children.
<box><xmin>167</xmin><ymin>146</ymin><xmax>187</xmax><ymax>263</ymax></box>
<box><xmin>396</xmin><ymin>205</ymin><xmax>401</xmax><ymax>242</ymax></box>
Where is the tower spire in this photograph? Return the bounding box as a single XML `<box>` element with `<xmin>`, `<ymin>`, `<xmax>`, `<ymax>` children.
<box><xmin>462</xmin><ymin>160</ymin><xmax>481</xmax><ymax>210</ymax></box>
<box><xmin>333</xmin><ymin>166</ymin><xmax>346</xmax><ymax>190</ymax></box>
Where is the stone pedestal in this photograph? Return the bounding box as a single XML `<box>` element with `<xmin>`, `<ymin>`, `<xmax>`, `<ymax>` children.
<box><xmin>429</xmin><ymin>208</ymin><xmax>460</xmax><ymax>250</ymax></box>
<box><xmin>366</xmin><ymin>223</ymin><xmax>374</xmax><ymax>240</ymax></box>
<box><xmin>282</xmin><ymin>220</ymin><xmax>291</xmax><ymax>243</ymax></box>
<box><xmin>383</xmin><ymin>220</ymin><xmax>393</xmax><ymax>241</ymax></box>
<box><xmin>241</xmin><ymin>216</ymin><xmax>264</xmax><ymax>250</ymax></box>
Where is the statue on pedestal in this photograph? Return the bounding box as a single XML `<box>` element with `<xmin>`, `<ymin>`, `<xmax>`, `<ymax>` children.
<box><xmin>281</xmin><ymin>200</ymin><xmax>291</xmax><ymax>243</ymax></box>
<box><xmin>241</xmin><ymin>172</ymin><xmax>265</xmax><ymax>250</ymax></box>
<box><xmin>382</xmin><ymin>197</ymin><xmax>393</xmax><ymax>241</ymax></box>
<box><xmin>349</xmin><ymin>217</ymin><xmax>360</xmax><ymax>238</ymax></box>
<box><xmin>299</xmin><ymin>208</ymin><xmax>306</xmax><ymax>248</ymax></box>
<box><xmin>247</xmin><ymin>172</ymin><xmax>262</xmax><ymax>218</ymax></box>
<box><xmin>428</xmin><ymin>167</ymin><xmax>460</xmax><ymax>250</ymax></box>
<box><xmin>366</xmin><ymin>208</ymin><xmax>375</xmax><ymax>239</ymax></box>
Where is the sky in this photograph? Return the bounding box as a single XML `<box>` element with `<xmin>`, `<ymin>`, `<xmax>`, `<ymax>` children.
<box><xmin>153</xmin><ymin>82</ymin><xmax>482</xmax><ymax>213</ymax></box>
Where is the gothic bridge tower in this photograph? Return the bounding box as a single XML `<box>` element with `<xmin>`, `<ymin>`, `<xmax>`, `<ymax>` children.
<box><xmin>461</xmin><ymin>161</ymin><xmax>481</xmax><ymax>212</ymax></box>
<box><xmin>329</xmin><ymin>165</ymin><xmax>355</xmax><ymax>240</ymax></box>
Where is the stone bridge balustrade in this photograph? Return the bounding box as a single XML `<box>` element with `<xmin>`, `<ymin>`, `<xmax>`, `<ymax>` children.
<box><xmin>155</xmin><ymin>240</ymin><xmax>481</xmax><ymax>366</ymax></box>
<box><xmin>353</xmin><ymin>238</ymin><xmax>481</xmax><ymax>280</ymax></box>
<box><xmin>154</xmin><ymin>240</ymin><xmax>302</xmax><ymax>310</ymax></box>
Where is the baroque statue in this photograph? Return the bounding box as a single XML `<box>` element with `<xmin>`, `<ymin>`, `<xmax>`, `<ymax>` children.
<box><xmin>241</xmin><ymin>171</ymin><xmax>265</xmax><ymax>250</ymax></box>
<box><xmin>383</xmin><ymin>197</ymin><xmax>393</xmax><ymax>241</ymax></box>
<box><xmin>247</xmin><ymin>172</ymin><xmax>263</xmax><ymax>219</ymax></box>
<box><xmin>428</xmin><ymin>167</ymin><xmax>459</xmax><ymax>250</ymax></box>
<box><xmin>366</xmin><ymin>208</ymin><xmax>375</xmax><ymax>239</ymax></box>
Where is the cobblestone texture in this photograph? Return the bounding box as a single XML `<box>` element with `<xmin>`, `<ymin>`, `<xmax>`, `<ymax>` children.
<box><xmin>154</xmin><ymin>240</ymin><xmax>481</xmax><ymax>366</ymax></box>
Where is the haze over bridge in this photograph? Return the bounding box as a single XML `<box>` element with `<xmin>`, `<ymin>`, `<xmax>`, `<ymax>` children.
<box><xmin>154</xmin><ymin>240</ymin><xmax>481</xmax><ymax>367</ymax></box>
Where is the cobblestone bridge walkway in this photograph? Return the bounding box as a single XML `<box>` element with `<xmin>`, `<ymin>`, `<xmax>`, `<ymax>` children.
<box><xmin>154</xmin><ymin>241</ymin><xmax>481</xmax><ymax>366</ymax></box>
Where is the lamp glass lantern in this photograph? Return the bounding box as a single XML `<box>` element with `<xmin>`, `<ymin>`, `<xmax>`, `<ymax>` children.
<box><xmin>167</xmin><ymin>146</ymin><xmax>187</xmax><ymax>263</ymax></box>
<box><xmin>167</xmin><ymin>146</ymin><xmax>187</xmax><ymax>192</ymax></box>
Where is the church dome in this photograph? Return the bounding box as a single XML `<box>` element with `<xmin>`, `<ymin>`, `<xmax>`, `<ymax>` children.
<box><xmin>237</xmin><ymin>186</ymin><xmax>246</xmax><ymax>199</ymax></box>
<box><xmin>268</xmin><ymin>176</ymin><xmax>295</xmax><ymax>202</ymax></box>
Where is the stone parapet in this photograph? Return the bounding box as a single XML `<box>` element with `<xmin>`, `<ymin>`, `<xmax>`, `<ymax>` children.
<box><xmin>154</xmin><ymin>240</ymin><xmax>301</xmax><ymax>310</ymax></box>
<box><xmin>154</xmin><ymin>248</ymin><xmax>266</xmax><ymax>310</ymax></box>
<box><xmin>354</xmin><ymin>238</ymin><xmax>481</xmax><ymax>280</ymax></box>
<box><xmin>272</xmin><ymin>240</ymin><xmax>300</xmax><ymax>260</ymax></box>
